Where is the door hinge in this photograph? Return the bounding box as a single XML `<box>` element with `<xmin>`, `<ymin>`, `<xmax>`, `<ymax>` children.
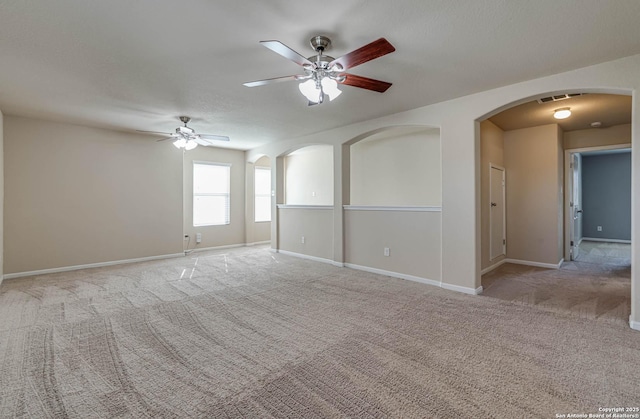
<box><xmin>570</xmin><ymin>241</ymin><xmax>574</xmax><ymax>246</ymax></box>
<box><xmin>503</xmin><ymin>239</ymin><xmax>506</xmax><ymax>245</ymax></box>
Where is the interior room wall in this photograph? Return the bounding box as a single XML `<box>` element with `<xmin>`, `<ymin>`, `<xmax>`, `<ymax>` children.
<box><xmin>0</xmin><ymin>110</ymin><xmax>4</xmax><ymax>284</ymax></box>
<box><xmin>350</xmin><ymin>128</ymin><xmax>441</xmax><ymax>206</ymax></box>
<box><xmin>504</xmin><ymin>124</ymin><xmax>564</xmax><ymax>266</ymax></box>
<box><xmin>278</xmin><ymin>207</ymin><xmax>333</xmax><ymax>261</ymax></box>
<box><xmin>581</xmin><ymin>152</ymin><xmax>631</xmax><ymax>241</ymax></box>
<box><xmin>251</xmin><ymin>156</ymin><xmax>271</xmax><ymax>243</ymax></box>
<box><xmin>344</xmin><ymin>209</ymin><xmax>441</xmax><ymax>281</ymax></box>
<box><xmin>564</xmin><ymin>123</ymin><xmax>631</xmax><ymax>149</ymax></box>
<box><xmin>248</xmin><ymin>53</ymin><xmax>640</xmax><ymax>327</ymax></box>
<box><xmin>183</xmin><ymin>145</ymin><xmax>246</xmax><ymax>251</ymax></box>
<box><xmin>4</xmin><ymin>116</ymin><xmax>183</xmax><ymax>275</ymax></box>
<box><xmin>480</xmin><ymin>120</ymin><xmax>505</xmax><ymax>271</ymax></box>
<box><xmin>284</xmin><ymin>145</ymin><xmax>333</xmax><ymax>205</ymax></box>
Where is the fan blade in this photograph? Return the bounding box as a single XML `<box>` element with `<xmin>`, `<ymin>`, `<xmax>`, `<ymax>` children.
<box><xmin>329</xmin><ymin>38</ymin><xmax>395</xmax><ymax>71</ymax></box>
<box><xmin>339</xmin><ymin>73</ymin><xmax>392</xmax><ymax>93</ymax></box>
<box><xmin>156</xmin><ymin>137</ymin><xmax>176</xmax><ymax>142</ymax></box>
<box><xmin>260</xmin><ymin>40</ymin><xmax>313</xmax><ymax>67</ymax></box>
<box><xmin>194</xmin><ymin>136</ymin><xmax>230</xmax><ymax>146</ymax></box>
<box><xmin>197</xmin><ymin>134</ymin><xmax>230</xmax><ymax>142</ymax></box>
<box><xmin>137</xmin><ymin>130</ymin><xmax>172</xmax><ymax>136</ymax></box>
<box><xmin>243</xmin><ymin>75</ymin><xmax>300</xmax><ymax>87</ymax></box>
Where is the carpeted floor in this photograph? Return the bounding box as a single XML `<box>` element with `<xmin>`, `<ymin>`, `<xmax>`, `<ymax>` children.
<box><xmin>1</xmin><ymin>245</ymin><xmax>639</xmax><ymax>418</ymax></box>
<box><xmin>482</xmin><ymin>241</ymin><xmax>632</xmax><ymax>325</ymax></box>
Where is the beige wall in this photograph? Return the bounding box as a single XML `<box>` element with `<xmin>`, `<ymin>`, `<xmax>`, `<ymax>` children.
<box><xmin>277</xmin><ymin>207</ymin><xmax>333</xmax><ymax>260</ymax></box>
<box><xmin>183</xmin><ymin>146</ymin><xmax>246</xmax><ymax>251</ymax></box>
<box><xmin>284</xmin><ymin>145</ymin><xmax>333</xmax><ymax>205</ymax></box>
<box><xmin>504</xmin><ymin>124</ymin><xmax>564</xmax><ymax>265</ymax></box>
<box><xmin>344</xmin><ymin>209</ymin><xmax>441</xmax><ymax>281</ymax></box>
<box><xmin>350</xmin><ymin>128</ymin><xmax>441</xmax><ymax>206</ymax></box>
<box><xmin>0</xmin><ymin>111</ymin><xmax>3</xmax><ymax>284</ymax></box>
<box><xmin>4</xmin><ymin>116</ymin><xmax>183</xmax><ymax>274</ymax></box>
<box><xmin>564</xmin><ymin>123</ymin><xmax>631</xmax><ymax>149</ymax></box>
<box><xmin>480</xmin><ymin>120</ymin><xmax>505</xmax><ymax>270</ymax></box>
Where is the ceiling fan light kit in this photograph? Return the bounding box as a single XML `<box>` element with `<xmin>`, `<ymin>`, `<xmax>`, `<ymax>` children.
<box><xmin>137</xmin><ymin>116</ymin><xmax>230</xmax><ymax>151</ymax></box>
<box><xmin>243</xmin><ymin>35</ymin><xmax>395</xmax><ymax>105</ymax></box>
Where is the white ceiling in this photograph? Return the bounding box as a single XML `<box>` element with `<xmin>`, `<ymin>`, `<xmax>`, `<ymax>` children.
<box><xmin>1</xmin><ymin>0</ymin><xmax>640</xmax><ymax>150</ymax></box>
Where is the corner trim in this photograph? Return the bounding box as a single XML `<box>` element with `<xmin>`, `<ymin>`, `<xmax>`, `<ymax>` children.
<box><xmin>630</xmin><ymin>317</ymin><xmax>640</xmax><ymax>332</ymax></box>
<box><xmin>3</xmin><ymin>253</ymin><xmax>185</xmax><ymax>280</ymax></box>
<box><xmin>276</xmin><ymin>249</ymin><xmax>336</xmax><ymax>266</ymax></box>
<box><xmin>481</xmin><ymin>259</ymin><xmax>507</xmax><ymax>275</ymax></box>
<box><xmin>441</xmin><ymin>283</ymin><xmax>484</xmax><ymax>295</ymax></box>
<box><xmin>344</xmin><ymin>263</ymin><xmax>440</xmax><ymax>287</ymax></box>
<box><xmin>504</xmin><ymin>258</ymin><xmax>563</xmax><ymax>270</ymax></box>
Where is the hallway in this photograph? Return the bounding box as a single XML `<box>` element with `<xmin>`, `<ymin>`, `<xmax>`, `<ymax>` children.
<box><xmin>482</xmin><ymin>241</ymin><xmax>631</xmax><ymax>326</ymax></box>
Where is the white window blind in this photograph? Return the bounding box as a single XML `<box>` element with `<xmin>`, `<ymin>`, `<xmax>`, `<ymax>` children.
<box><xmin>193</xmin><ymin>162</ymin><xmax>230</xmax><ymax>226</ymax></box>
<box><xmin>254</xmin><ymin>167</ymin><xmax>271</xmax><ymax>222</ymax></box>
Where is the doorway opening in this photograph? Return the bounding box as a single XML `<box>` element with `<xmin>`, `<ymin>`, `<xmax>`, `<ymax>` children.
<box><xmin>479</xmin><ymin>92</ymin><xmax>633</xmax><ymax>326</ymax></box>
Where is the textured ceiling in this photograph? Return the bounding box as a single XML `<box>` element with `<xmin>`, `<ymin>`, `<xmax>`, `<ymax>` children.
<box><xmin>489</xmin><ymin>94</ymin><xmax>632</xmax><ymax>132</ymax></box>
<box><xmin>1</xmin><ymin>0</ymin><xmax>640</xmax><ymax>150</ymax></box>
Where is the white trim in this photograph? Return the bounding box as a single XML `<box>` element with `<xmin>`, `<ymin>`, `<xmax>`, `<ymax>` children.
<box><xmin>187</xmin><ymin>244</ymin><xmax>246</xmax><ymax>254</ymax></box>
<box><xmin>481</xmin><ymin>258</ymin><xmax>507</xmax><ymax>275</ymax></box>
<box><xmin>630</xmin><ymin>317</ymin><xmax>640</xmax><ymax>332</ymax></box>
<box><xmin>441</xmin><ymin>283</ymin><xmax>484</xmax><ymax>295</ymax></box>
<box><xmin>277</xmin><ymin>205</ymin><xmax>333</xmax><ymax>210</ymax></box>
<box><xmin>343</xmin><ymin>205</ymin><xmax>441</xmax><ymax>212</ymax></box>
<box><xmin>504</xmin><ymin>258</ymin><xmax>564</xmax><ymax>269</ymax></box>
<box><xmin>3</xmin><ymin>253</ymin><xmax>185</xmax><ymax>280</ymax></box>
<box><xmin>582</xmin><ymin>237</ymin><xmax>631</xmax><ymax>244</ymax></box>
<box><xmin>245</xmin><ymin>240</ymin><xmax>271</xmax><ymax>247</ymax></box>
<box><xmin>344</xmin><ymin>263</ymin><xmax>440</xmax><ymax>287</ymax></box>
<box><xmin>276</xmin><ymin>249</ymin><xmax>336</xmax><ymax>265</ymax></box>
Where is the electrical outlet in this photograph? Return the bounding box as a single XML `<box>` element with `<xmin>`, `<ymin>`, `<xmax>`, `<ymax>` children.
<box><xmin>384</xmin><ymin>247</ymin><xmax>390</xmax><ymax>257</ymax></box>
<box><xmin>196</xmin><ymin>233</ymin><xmax>202</xmax><ymax>243</ymax></box>
<box><xmin>184</xmin><ymin>235</ymin><xmax>189</xmax><ymax>240</ymax></box>
<box><xmin>301</xmin><ymin>236</ymin><xmax>305</xmax><ymax>244</ymax></box>
<box><xmin>597</xmin><ymin>226</ymin><xmax>603</xmax><ymax>232</ymax></box>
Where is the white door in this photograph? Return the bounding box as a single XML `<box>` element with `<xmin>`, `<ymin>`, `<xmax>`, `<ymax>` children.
<box><xmin>571</xmin><ymin>154</ymin><xmax>583</xmax><ymax>260</ymax></box>
<box><xmin>490</xmin><ymin>165</ymin><xmax>506</xmax><ymax>260</ymax></box>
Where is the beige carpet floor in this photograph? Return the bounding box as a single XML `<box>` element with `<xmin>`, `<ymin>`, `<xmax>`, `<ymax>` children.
<box><xmin>482</xmin><ymin>241</ymin><xmax>632</xmax><ymax>325</ymax></box>
<box><xmin>1</xmin><ymin>245</ymin><xmax>639</xmax><ymax>418</ymax></box>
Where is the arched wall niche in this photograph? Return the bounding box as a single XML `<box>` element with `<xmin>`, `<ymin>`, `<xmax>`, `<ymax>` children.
<box><xmin>280</xmin><ymin>144</ymin><xmax>334</xmax><ymax>206</ymax></box>
<box><xmin>347</xmin><ymin>125</ymin><xmax>441</xmax><ymax>207</ymax></box>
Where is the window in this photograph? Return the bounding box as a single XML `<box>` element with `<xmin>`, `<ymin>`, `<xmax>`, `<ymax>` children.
<box><xmin>254</xmin><ymin>167</ymin><xmax>271</xmax><ymax>222</ymax></box>
<box><xmin>193</xmin><ymin>162</ymin><xmax>230</xmax><ymax>226</ymax></box>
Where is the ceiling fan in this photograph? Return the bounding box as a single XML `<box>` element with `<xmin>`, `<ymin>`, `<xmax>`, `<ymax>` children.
<box><xmin>243</xmin><ymin>35</ymin><xmax>395</xmax><ymax>105</ymax></box>
<box><xmin>138</xmin><ymin>116</ymin><xmax>230</xmax><ymax>150</ymax></box>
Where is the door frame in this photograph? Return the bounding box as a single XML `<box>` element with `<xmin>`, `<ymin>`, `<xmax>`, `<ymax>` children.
<box><xmin>563</xmin><ymin>143</ymin><xmax>631</xmax><ymax>261</ymax></box>
<box><xmin>489</xmin><ymin>163</ymin><xmax>506</xmax><ymax>261</ymax></box>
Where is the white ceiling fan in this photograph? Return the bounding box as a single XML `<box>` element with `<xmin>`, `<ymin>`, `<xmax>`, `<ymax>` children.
<box><xmin>138</xmin><ymin>116</ymin><xmax>230</xmax><ymax>150</ymax></box>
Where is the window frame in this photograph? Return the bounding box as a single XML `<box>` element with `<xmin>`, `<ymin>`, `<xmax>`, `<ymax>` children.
<box><xmin>193</xmin><ymin>161</ymin><xmax>231</xmax><ymax>227</ymax></box>
<box><xmin>254</xmin><ymin>166</ymin><xmax>272</xmax><ymax>223</ymax></box>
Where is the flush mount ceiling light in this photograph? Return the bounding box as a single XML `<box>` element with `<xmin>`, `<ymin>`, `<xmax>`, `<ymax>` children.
<box><xmin>137</xmin><ymin>116</ymin><xmax>230</xmax><ymax>150</ymax></box>
<box><xmin>553</xmin><ymin>107</ymin><xmax>572</xmax><ymax>119</ymax></box>
<box><xmin>243</xmin><ymin>35</ymin><xmax>395</xmax><ymax>106</ymax></box>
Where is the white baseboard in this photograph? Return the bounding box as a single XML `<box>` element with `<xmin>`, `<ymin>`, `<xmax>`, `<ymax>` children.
<box><xmin>582</xmin><ymin>237</ymin><xmax>631</xmax><ymax>244</ymax></box>
<box><xmin>481</xmin><ymin>259</ymin><xmax>507</xmax><ymax>275</ymax></box>
<box><xmin>630</xmin><ymin>317</ymin><xmax>640</xmax><ymax>332</ymax></box>
<box><xmin>441</xmin><ymin>283</ymin><xmax>484</xmax><ymax>295</ymax></box>
<box><xmin>344</xmin><ymin>263</ymin><xmax>440</xmax><ymax>287</ymax></box>
<box><xmin>186</xmin><ymin>244</ymin><xmax>245</xmax><ymax>254</ymax></box>
<box><xmin>245</xmin><ymin>240</ymin><xmax>271</xmax><ymax>247</ymax></box>
<box><xmin>504</xmin><ymin>258</ymin><xmax>564</xmax><ymax>270</ymax></box>
<box><xmin>3</xmin><ymin>253</ymin><xmax>185</xmax><ymax>280</ymax></box>
<box><xmin>276</xmin><ymin>249</ymin><xmax>337</xmax><ymax>266</ymax></box>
